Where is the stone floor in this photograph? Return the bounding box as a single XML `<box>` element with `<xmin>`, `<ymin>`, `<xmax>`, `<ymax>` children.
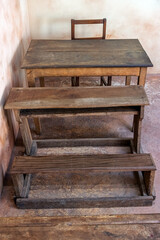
<box><xmin>0</xmin><ymin>73</ymin><xmax>160</xmax><ymax>216</ymax></box>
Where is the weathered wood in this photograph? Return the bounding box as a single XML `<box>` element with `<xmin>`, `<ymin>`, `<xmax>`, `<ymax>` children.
<box><xmin>20</xmin><ymin>107</ymin><xmax>139</xmax><ymax>118</ymax></box>
<box><xmin>33</xmin><ymin>117</ymin><xmax>41</xmax><ymax>135</ymax></box>
<box><xmin>11</xmin><ymin>173</ymin><xmax>31</xmax><ymax>198</ymax></box>
<box><xmin>36</xmin><ymin>138</ymin><xmax>131</xmax><ymax>148</ymax></box>
<box><xmin>19</xmin><ymin>118</ymin><xmax>33</xmax><ymax>155</ymax></box>
<box><xmin>4</xmin><ymin>86</ymin><xmax>149</xmax><ymax>110</ymax></box>
<box><xmin>39</xmin><ymin>77</ymin><xmax>45</xmax><ymax>87</ymax></box>
<box><xmin>133</xmin><ymin>106</ymin><xmax>144</xmax><ymax>153</ymax></box>
<box><xmin>22</xmin><ymin>39</ymin><xmax>153</xmax><ymax>69</ymax></box>
<box><xmin>71</xmin><ymin>18</ymin><xmax>106</xmax><ymax>40</ymax></box>
<box><xmin>11</xmin><ymin>174</ymin><xmax>24</xmax><ymax>197</ymax></box>
<box><xmin>138</xmin><ymin>67</ymin><xmax>147</xmax><ymax>86</ymax></box>
<box><xmin>1</xmin><ymin>215</ymin><xmax>160</xmax><ymax>240</ymax></box>
<box><xmin>16</xmin><ymin>196</ymin><xmax>153</xmax><ymax>209</ymax></box>
<box><xmin>143</xmin><ymin>171</ymin><xmax>156</xmax><ymax>196</ymax></box>
<box><xmin>136</xmin><ymin>171</ymin><xmax>147</xmax><ymax>196</ymax></box>
<box><xmin>125</xmin><ymin>76</ymin><xmax>131</xmax><ymax>85</ymax></box>
<box><xmin>0</xmin><ymin>214</ymin><xmax>160</xmax><ymax>226</ymax></box>
<box><xmin>9</xmin><ymin>154</ymin><xmax>156</xmax><ymax>174</ymax></box>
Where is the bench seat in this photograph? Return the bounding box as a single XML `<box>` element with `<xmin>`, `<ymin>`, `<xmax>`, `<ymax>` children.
<box><xmin>10</xmin><ymin>153</ymin><xmax>156</xmax><ymax>174</ymax></box>
<box><xmin>4</xmin><ymin>86</ymin><xmax>149</xmax><ymax>110</ymax></box>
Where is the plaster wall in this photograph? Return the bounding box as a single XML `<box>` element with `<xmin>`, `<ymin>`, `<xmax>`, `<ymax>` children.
<box><xmin>27</xmin><ymin>0</ymin><xmax>160</xmax><ymax>73</ymax></box>
<box><xmin>0</xmin><ymin>0</ymin><xmax>30</xmax><ymax>191</ymax></box>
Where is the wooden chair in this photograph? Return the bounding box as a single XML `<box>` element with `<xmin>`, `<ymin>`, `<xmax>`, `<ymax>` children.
<box><xmin>71</xmin><ymin>18</ymin><xmax>110</xmax><ymax>87</ymax></box>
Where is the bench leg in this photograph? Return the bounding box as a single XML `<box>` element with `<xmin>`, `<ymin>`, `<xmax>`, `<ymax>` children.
<box><xmin>143</xmin><ymin>171</ymin><xmax>155</xmax><ymax>196</ymax></box>
<box><xmin>125</xmin><ymin>76</ymin><xmax>131</xmax><ymax>85</ymax></box>
<box><xmin>133</xmin><ymin>106</ymin><xmax>144</xmax><ymax>153</ymax></box>
<box><xmin>20</xmin><ymin>117</ymin><xmax>37</xmax><ymax>155</ymax></box>
<box><xmin>12</xmin><ymin>174</ymin><xmax>31</xmax><ymax>198</ymax></box>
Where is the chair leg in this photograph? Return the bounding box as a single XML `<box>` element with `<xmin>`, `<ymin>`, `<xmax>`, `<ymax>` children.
<box><xmin>39</xmin><ymin>77</ymin><xmax>45</xmax><ymax>87</ymax></box>
<box><xmin>108</xmin><ymin>76</ymin><xmax>112</xmax><ymax>86</ymax></box>
<box><xmin>71</xmin><ymin>77</ymin><xmax>79</xmax><ymax>86</ymax></box>
<box><xmin>76</xmin><ymin>77</ymin><xmax>79</xmax><ymax>86</ymax></box>
<box><xmin>100</xmin><ymin>76</ymin><xmax>107</xmax><ymax>86</ymax></box>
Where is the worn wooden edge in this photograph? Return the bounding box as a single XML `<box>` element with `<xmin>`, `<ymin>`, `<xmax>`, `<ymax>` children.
<box><xmin>0</xmin><ymin>213</ymin><xmax>160</xmax><ymax>227</ymax></box>
<box><xmin>20</xmin><ymin>107</ymin><xmax>139</xmax><ymax>118</ymax></box>
<box><xmin>4</xmin><ymin>86</ymin><xmax>149</xmax><ymax>110</ymax></box>
<box><xmin>15</xmin><ymin>196</ymin><xmax>154</xmax><ymax>209</ymax></box>
<box><xmin>9</xmin><ymin>153</ymin><xmax>156</xmax><ymax>174</ymax></box>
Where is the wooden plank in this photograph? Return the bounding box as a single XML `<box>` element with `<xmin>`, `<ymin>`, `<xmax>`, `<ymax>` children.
<box><xmin>22</xmin><ymin>51</ymin><xmax>152</xmax><ymax>69</ymax></box>
<box><xmin>11</xmin><ymin>174</ymin><xmax>24</xmax><ymax>197</ymax></box>
<box><xmin>22</xmin><ymin>39</ymin><xmax>153</xmax><ymax>69</ymax></box>
<box><xmin>15</xmin><ymin>196</ymin><xmax>153</xmax><ymax>209</ymax></box>
<box><xmin>36</xmin><ymin>138</ymin><xmax>131</xmax><ymax>148</ymax></box>
<box><xmin>20</xmin><ymin>107</ymin><xmax>139</xmax><ymax>118</ymax></box>
<box><xmin>4</xmin><ymin>86</ymin><xmax>149</xmax><ymax>110</ymax></box>
<box><xmin>1</xmin><ymin>214</ymin><xmax>160</xmax><ymax>227</ymax></box>
<box><xmin>27</xmin><ymin>39</ymin><xmax>150</xmax><ymax>53</ymax></box>
<box><xmin>25</xmin><ymin>68</ymin><xmax>140</xmax><ymax>86</ymax></box>
<box><xmin>9</xmin><ymin>154</ymin><xmax>156</xmax><ymax>174</ymax></box>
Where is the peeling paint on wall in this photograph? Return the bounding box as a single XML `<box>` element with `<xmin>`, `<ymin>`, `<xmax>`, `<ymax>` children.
<box><xmin>28</xmin><ymin>0</ymin><xmax>160</xmax><ymax>73</ymax></box>
<box><xmin>0</xmin><ymin>0</ymin><xmax>30</xmax><ymax>189</ymax></box>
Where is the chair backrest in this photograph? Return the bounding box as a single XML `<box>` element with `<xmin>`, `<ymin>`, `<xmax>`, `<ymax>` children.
<box><xmin>71</xmin><ymin>18</ymin><xmax>106</xmax><ymax>40</ymax></box>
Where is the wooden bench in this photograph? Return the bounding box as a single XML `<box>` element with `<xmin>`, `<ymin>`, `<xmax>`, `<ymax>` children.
<box><xmin>5</xmin><ymin>85</ymin><xmax>155</xmax><ymax>208</ymax></box>
<box><xmin>9</xmin><ymin>153</ymin><xmax>156</xmax><ymax>208</ymax></box>
<box><xmin>5</xmin><ymin>85</ymin><xmax>149</xmax><ymax>155</ymax></box>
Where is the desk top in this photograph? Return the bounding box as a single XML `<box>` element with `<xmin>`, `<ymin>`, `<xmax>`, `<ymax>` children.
<box><xmin>5</xmin><ymin>86</ymin><xmax>149</xmax><ymax>110</ymax></box>
<box><xmin>21</xmin><ymin>39</ymin><xmax>153</xmax><ymax>69</ymax></box>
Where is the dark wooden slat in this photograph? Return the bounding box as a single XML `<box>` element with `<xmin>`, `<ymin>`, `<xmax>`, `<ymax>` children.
<box><xmin>4</xmin><ymin>86</ymin><xmax>149</xmax><ymax>110</ymax></box>
<box><xmin>9</xmin><ymin>154</ymin><xmax>156</xmax><ymax>174</ymax></box>
<box><xmin>36</xmin><ymin>138</ymin><xmax>131</xmax><ymax>148</ymax></box>
<box><xmin>16</xmin><ymin>196</ymin><xmax>154</xmax><ymax>209</ymax></box>
<box><xmin>20</xmin><ymin>107</ymin><xmax>139</xmax><ymax>117</ymax></box>
<box><xmin>72</xmin><ymin>19</ymin><xmax>105</xmax><ymax>24</ymax></box>
<box><xmin>22</xmin><ymin>39</ymin><xmax>153</xmax><ymax>69</ymax></box>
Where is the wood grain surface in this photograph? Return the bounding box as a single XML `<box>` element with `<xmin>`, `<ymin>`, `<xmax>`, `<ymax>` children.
<box><xmin>21</xmin><ymin>39</ymin><xmax>153</xmax><ymax>69</ymax></box>
<box><xmin>4</xmin><ymin>86</ymin><xmax>149</xmax><ymax>110</ymax></box>
<box><xmin>9</xmin><ymin>154</ymin><xmax>156</xmax><ymax>174</ymax></box>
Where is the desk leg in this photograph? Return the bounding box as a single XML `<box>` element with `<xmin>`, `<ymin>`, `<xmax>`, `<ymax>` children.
<box><xmin>133</xmin><ymin>106</ymin><xmax>144</xmax><ymax>153</ymax></box>
<box><xmin>138</xmin><ymin>67</ymin><xmax>147</xmax><ymax>86</ymax></box>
